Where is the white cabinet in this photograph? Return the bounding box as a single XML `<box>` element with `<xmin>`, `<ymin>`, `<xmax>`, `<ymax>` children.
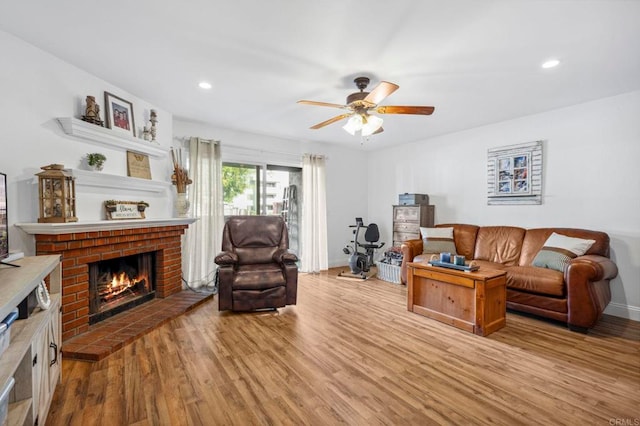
<box><xmin>32</xmin><ymin>299</ymin><xmax>60</xmax><ymax>426</ymax></box>
<box><xmin>0</xmin><ymin>256</ymin><xmax>61</xmax><ymax>426</ymax></box>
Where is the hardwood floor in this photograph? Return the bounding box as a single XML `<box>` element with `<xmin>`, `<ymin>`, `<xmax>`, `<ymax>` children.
<box><xmin>47</xmin><ymin>269</ymin><xmax>640</xmax><ymax>425</ymax></box>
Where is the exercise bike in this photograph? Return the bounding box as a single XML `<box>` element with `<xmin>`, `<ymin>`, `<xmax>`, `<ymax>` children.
<box><xmin>338</xmin><ymin>217</ymin><xmax>385</xmax><ymax>279</ymax></box>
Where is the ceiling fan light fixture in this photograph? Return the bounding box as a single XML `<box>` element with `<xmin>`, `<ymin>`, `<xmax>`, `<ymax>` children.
<box><xmin>342</xmin><ymin>114</ymin><xmax>363</xmax><ymax>135</ymax></box>
<box><xmin>361</xmin><ymin>115</ymin><xmax>383</xmax><ymax>136</ymax></box>
<box><xmin>300</xmin><ymin>77</ymin><xmax>432</xmax><ymax>137</ymax></box>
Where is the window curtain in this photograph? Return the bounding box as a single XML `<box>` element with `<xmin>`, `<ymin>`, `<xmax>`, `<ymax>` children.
<box><xmin>182</xmin><ymin>137</ymin><xmax>224</xmax><ymax>289</ymax></box>
<box><xmin>300</xmin><ymin>154</ymin><xmax>328</xmax><ymax>273</ymax></box>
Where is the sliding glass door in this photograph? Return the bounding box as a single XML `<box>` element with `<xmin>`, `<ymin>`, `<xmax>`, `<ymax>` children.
<box><xmin>222</xmin><ymin>162</ymin><xmax>301</xmax><ymax>252</ymax></box>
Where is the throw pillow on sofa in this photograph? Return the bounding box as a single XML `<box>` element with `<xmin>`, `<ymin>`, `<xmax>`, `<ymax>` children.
<box><xmin>532</xmin><ymin>232</ymin><xmax>596</xmax><ymax>272</ymax></box>
<box><xmin>420</xmin><ymin>227</ymin><xmax>457</xmax><ymax>255</ymax></box>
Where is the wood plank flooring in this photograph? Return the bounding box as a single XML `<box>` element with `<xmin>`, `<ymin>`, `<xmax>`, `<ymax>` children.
<box><xmin>47</xmin><ymin>269</ymin><xmax>640</xmax><ymax>425</ymax></box>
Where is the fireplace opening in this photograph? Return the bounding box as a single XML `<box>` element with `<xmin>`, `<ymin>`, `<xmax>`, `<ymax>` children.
<box><xmin>88</xmin><ymin>252</ymin><xmax>156</xmax><ymax>324</ymax></box>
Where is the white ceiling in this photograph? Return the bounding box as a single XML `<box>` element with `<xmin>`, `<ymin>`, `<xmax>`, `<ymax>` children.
<box><xmin>1</xmin><ymin>1</ymin><xmax>639</xmax><ymax>150</ymax></box>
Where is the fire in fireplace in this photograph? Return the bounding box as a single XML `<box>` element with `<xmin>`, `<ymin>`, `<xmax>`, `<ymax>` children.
<box><xmin>88</xmin><ymin>252</ymin><xmax>156</xmax><ymax>324</ymax></box>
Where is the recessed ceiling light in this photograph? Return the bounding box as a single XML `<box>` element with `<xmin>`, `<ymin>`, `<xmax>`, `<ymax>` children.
<box><xmin>198</xmin><ymin>81</ymin><xmax>212</xmax><ymax>89</ymax></box>
<box><xmin>541</xmin><ymin>59</ymin><xmax>560</xmax><ymax>69</ymax></box>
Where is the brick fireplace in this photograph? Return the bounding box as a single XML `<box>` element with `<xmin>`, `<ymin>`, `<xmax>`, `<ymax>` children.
<box><xmin>18</xmin><ymin>219</ymin><xmax>195</xmax><ymax>342</ymax></box>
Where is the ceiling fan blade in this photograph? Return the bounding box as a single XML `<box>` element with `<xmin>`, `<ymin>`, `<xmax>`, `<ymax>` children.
<box><xmin>309</xmin><ymin>113</ymin><xmax>352</xmax><ymax>129</ymax></box>
<box><xmin>376</xmin><ymin>105</ymin><xmax>435</xmax><ymax>115</ymax></box>
<box><xmin>363</xmin><ymin>81</ymin><xmax>399</xmax><ymax>105</ymax></box>
<box><xmin>297</xmin><ymin>100</ymin><xmax>347</xmax><ymax>109</ymax></box>
<box><xmin>373</xmin><ymin>127</ymin><xmax>384</xmax><ymax>135</ymax></box>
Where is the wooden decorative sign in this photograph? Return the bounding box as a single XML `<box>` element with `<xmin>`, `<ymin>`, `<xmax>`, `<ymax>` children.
<box><xmin>127</xmin><ymin>151</ymin><xmax>152</xmax><ymax>180</ymax></box>
<box><xmin>104</xmin><ymin>200</ymin><xmax>148</xmax><ymax>220</ymax></box>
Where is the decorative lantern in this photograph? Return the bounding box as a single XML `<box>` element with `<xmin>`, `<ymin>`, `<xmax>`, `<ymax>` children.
<box><xmin>36</xmin><ymin>164</ymin><xmax>78</xmax><ymax>223</ymax></box>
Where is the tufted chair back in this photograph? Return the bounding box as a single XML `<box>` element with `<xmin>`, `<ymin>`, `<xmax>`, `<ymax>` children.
<box><xmin>222</xmin><ymin>215</ymin><xmax>289</xmax><ymax>265</ymax></box>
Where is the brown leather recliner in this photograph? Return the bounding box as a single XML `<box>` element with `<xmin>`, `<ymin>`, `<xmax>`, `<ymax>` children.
<box><xmin>215</xmin><ymin>215</ymin><xmax>298</xmax><ymax>311</ymax></box>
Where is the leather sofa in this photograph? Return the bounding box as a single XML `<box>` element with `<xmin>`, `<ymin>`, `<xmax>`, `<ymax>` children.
<box><xmin>215</xmin><ymin>215</ymin><xmax>298</xmax><ymax>311</ymax></box>
<box><xmin>400</xmin><ymin>224</ymin><xmax>618</xmax><ymax>332</ymax></box>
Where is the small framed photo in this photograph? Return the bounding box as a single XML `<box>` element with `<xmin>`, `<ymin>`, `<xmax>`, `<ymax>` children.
<box><xmin>126</xmin><ymin>151</ymin><xmax>152</xmax><ymax>180</ymax></box>
<box><xmin>104</xmin><ymin>92</ymin><xmax>136</xmax><ymax>138</ymax></box>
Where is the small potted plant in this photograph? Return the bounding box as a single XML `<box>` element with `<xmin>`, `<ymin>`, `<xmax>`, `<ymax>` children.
<box><xmin>104</xmin><ymin>200</ymin><xmax>117</xmax><ymax>212</ymax></box>
<box><xmin>87</xmin><ymin>153</ymin><xmax>106</xmax><ymax>171</ymax></box>
<box><xmin>137</xmin><ymin>201</ymin><xmax>149</xmax><ymax>212</ymax></box>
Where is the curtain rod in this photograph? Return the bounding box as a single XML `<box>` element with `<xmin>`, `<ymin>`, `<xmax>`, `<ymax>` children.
<box><xmin>173</xmin><ymin>137</ymin><xmax>327</xmax><ymax>160</ymax></box>
<box><xmin>224</xmin><ymin>144</ymin><xmax>299</xmax><ymax>157</ymax></box>
<box><xmin>172</xmin><ymin>136</ymin><xmax>219</xmax><ymax>144</ymax></box>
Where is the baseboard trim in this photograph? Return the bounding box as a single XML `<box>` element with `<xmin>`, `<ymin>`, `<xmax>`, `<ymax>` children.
<box><xmin>604</xmin><ymin>302</ymin><xmax>640</xmax><ymax>322</ymax></box>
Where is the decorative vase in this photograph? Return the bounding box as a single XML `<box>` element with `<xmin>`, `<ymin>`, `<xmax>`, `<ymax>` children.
<box><xmin>175</xmin><ymin>192</ymin><xmax>190</xmax><ymax>217</ymax></box>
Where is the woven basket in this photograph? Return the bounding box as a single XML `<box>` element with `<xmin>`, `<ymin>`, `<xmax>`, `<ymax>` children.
<box><xmin>375</xmin><ymin>261</ymin><xmax>401</xmax><ymax>284</ymax></box>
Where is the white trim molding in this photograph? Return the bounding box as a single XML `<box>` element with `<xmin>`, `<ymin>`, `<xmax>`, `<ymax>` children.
<box><xmin>604</xmin><ymin>302</ymin><xmax>640</xmax><ymax>322</ymax></box>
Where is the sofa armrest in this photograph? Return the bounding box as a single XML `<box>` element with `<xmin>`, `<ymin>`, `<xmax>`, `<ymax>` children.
<box><xmin>568</xmin><ymin>254</ymin><xmax>618</xmax><ymax>281</ymax></box>
<box><xmin>400</xmin><ymin>239</ymin><xmax>423</xmax><ymax>284</ymax></box>
<box><xmin>215</xmin><ymin>252</ymin><xmax>238</xmax><ymax>311</ymax></box>
<box><xmin>214</xmin><ymin>251</ymin><xmax>238</xmax><ymax>266</ymax></box>
<box><xmin>273</xmin><ymin>249</ymin><xmax>299</xmax><ymax>264</ymax></box>
<box><xmin>565</xmin><ymin>254</ymin><xmax>618</xmax><ymax>330</ymax></box>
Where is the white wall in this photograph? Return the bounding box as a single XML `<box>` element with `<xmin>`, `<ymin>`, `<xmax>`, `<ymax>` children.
<box><xmin>173</xmin><ymin>119</ymin><xmax>369</xmax><ymax>267</ymax></box>
<box><xmin>3</xmin><ymin>28</ymin><xmax>637</xmax><ymax>320</ymax></box>
<box><xmin>0</xmin><ymin>30</ymin><xmax>174</xmax><ymax>256</ymax></box>
<box><xmin>368</xmin><ymin>90</ymin><xmax>640</xmax><ymax>320</ymax></box>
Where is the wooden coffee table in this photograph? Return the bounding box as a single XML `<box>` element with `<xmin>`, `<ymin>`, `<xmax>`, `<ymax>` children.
<box><xmin>407</xmin><ymin>262</ymin><xmax>507</xmax><ymax>336</ymax></box>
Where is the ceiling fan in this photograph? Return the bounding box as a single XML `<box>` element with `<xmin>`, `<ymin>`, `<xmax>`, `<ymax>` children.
<box><xmin>297</xmin><ymin>76</ymin><xmax>435</xmax><ymax>136</ymax></box>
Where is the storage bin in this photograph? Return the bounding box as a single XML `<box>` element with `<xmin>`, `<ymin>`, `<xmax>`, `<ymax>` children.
<box><xmin>376</xmin><ymin>261</ymin><xmax>402</xmax><ymax>284</ymax></box>
<box><xmin>0</xmin><ymin>309</ymin><xmax>19</xmax><ymax>360</ymax></box>
<box><xmin>398</xmin><ymin>193</ymin><xmax>429</xmax><ymax>205</ymax></box>
<box><xmin>0</xmin><ymin>376</ymin><xmax>15</xmax><ymax>426</ymax></box>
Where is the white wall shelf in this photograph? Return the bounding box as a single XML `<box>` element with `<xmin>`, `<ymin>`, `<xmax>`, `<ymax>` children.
<box><xmin>57</xmin><ymin>117</ymin><xmax>168</xmax><ymax>158</ymax></box>
<box><xmin>69</xmin><ymin>169</ymin><xmax>171</xmax><ymax>193</ymax></box>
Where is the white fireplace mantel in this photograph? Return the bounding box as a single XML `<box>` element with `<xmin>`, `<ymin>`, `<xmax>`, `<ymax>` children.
<box><xmin>16</xmin><ymin>218</ymin><xmax>197</xmax><ymax>235</ymax></box>
<box><xmin>57</xmin><ymin>117</ymin><xmax>168</xmax><ymax>158</ymax></box>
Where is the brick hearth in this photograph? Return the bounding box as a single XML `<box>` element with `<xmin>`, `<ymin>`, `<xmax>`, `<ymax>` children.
<box><xmin>63</xmin><ymin>290</ymin><xmax>212</xmax><ymax>361</ymax></box>
<box><xmin>33</xmin><ymin>223</ymin><xmax>191</xmax><ymax>341</ymax></box>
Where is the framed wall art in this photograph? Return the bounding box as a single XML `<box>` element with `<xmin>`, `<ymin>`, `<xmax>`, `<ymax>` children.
<box><xmin>104</xmin><ymin>92</ymin><xmax>136</xmax><ymax>138</ymax></box>
<box><xmin>126</xmin><ymin>151</ymin><xmax>151</xmax><ymax>180</ymax></box>
<box><xmin>487</xmin><ymin>140</ymin><xmax>543</xmax><ymax>205</ymax></box>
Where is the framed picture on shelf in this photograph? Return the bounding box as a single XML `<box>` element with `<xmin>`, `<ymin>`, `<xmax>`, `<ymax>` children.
<box><xmin>104</xmin><ymin>92</ymin><xmax>136</xmax><ymax>138</ymax></box>
<box><xmin>126</xmin><ymin>151</ymin><xmax>151</xmax><ymax>180</ymax></box>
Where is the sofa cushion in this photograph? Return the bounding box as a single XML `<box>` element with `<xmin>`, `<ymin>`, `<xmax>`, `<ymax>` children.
<box><xmin>505</xmin><ymin>265</ymin><xmax>565</xmax><ymax>297</ymax></box>
<box><xmin>468</xmin><ymin>260</ymin><xmax>507</xmax><ymax>272</ymax></box>
<box><xmin>473</xmin><ymin>226</ymin><xmax>526</xmax><ymax>266</ymax></box>
<box><xmin>233</xmin><ymin>263</ymin><xmax>286</xmax><ymax>290</ymax></box>
<box><xmin>520</xmin><ymin>228</ymin><xmax>610</xmax><ymax>266</ymax></box>
<box><xmin>437</xmin><ymin>224</ymin><xmax>479</xmax><ymax>259</ymax></box>
<box><xmin>420</xmin><ymin>227</ymin><xmax>457</xmax><ymax>254</ymax></box>
<box><xmin>532</xmin><ymin>232</ymin><xmax>596</xmax><ymax>272</ymax></box>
